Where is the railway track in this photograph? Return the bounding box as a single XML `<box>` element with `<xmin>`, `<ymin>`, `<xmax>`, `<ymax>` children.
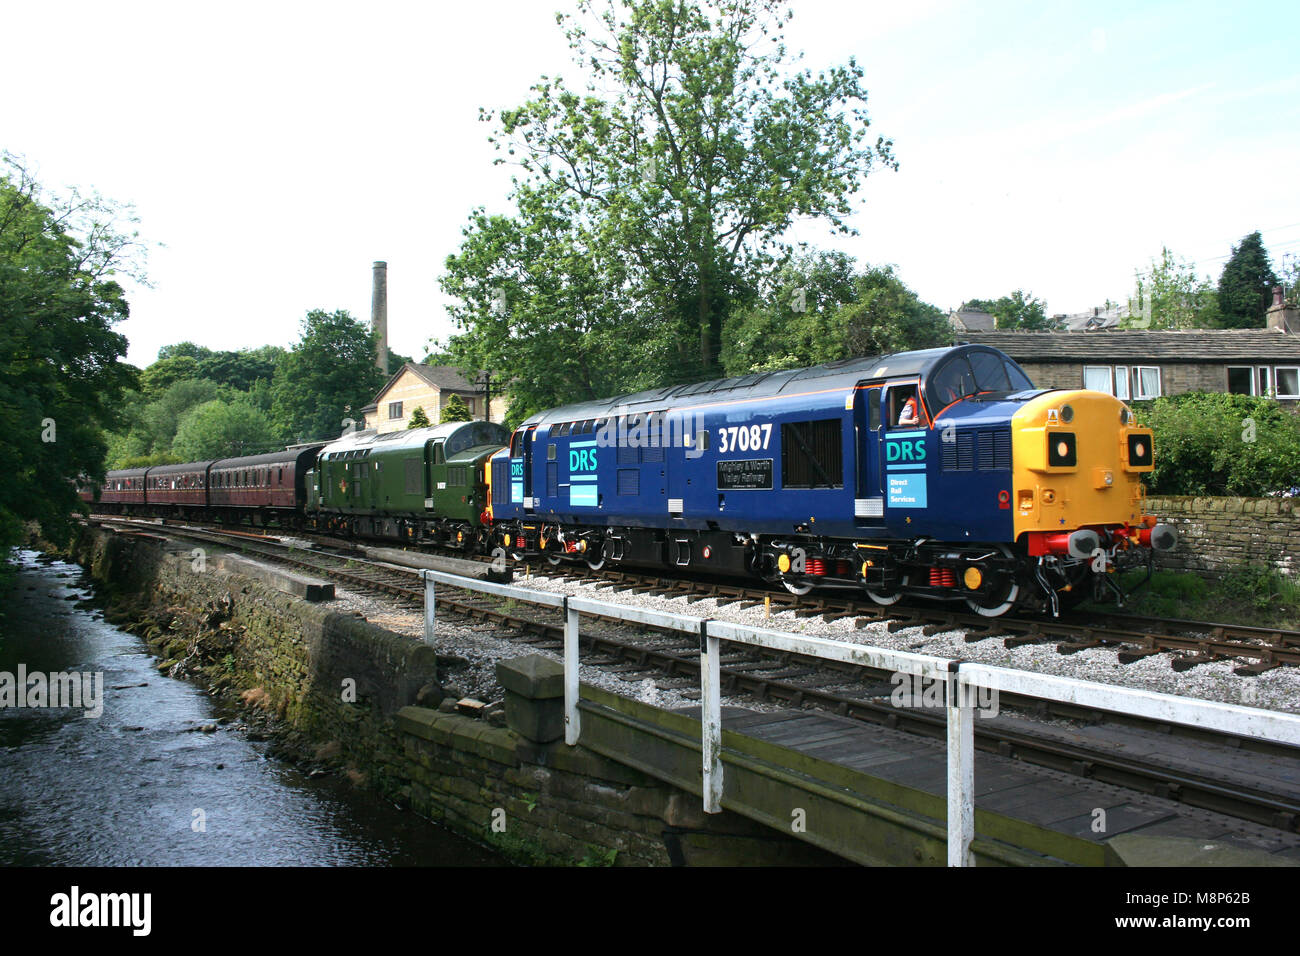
<box><xmin>88</xmin><ymin>515</ymin><xmax>1300</xmax><ymax>837</ymax></box>
<box><xmin>91</xmin><ymin>513</ymin><xmax>1300</xmax><ymax>675</ymax></box>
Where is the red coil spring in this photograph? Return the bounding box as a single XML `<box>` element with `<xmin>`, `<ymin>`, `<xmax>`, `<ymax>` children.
<box><xmin>516</xmin><ymin>536</ymin><xmax>526</xmax><ymax>549</ymax></box>
<box><xmin>835</xmin><ymin>560</ymin><xmax>852</xmax><ymax>577</ymax></box>
<box><xmin>929</xmin><ymin>568</ymin><xmax>956</xmax><ymax>588</ymax></box>
<box><xmin>808</xmin><ymin>558</ymin><xmax>826</xmax><ymax>576</ymax></box>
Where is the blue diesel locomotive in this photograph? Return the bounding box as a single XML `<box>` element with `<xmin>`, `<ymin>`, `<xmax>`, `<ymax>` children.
<box><xmin>486</xmin><ymin>344</ymin><xmax>1175</xmax><ymax>617</ymax></box>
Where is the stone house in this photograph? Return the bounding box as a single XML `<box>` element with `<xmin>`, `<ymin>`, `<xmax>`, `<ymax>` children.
<box><xmin>360</xmin><ymin>363</ymin><xmax>508</xmax><ymax>433</ymax></box>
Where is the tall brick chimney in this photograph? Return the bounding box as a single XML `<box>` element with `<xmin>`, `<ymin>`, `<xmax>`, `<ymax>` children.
<box><xmin>372</xmin><ymin>260</ymin><xmax>389</xmax><ymax>374</ymax></box>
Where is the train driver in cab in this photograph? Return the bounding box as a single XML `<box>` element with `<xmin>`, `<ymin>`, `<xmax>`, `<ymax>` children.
<box><xmin>895</xmin><ymin>386</ymin><xmax>920</xmax><ymax>427</ymax></box>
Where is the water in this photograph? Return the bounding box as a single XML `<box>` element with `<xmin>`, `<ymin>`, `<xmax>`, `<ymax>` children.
<box><xmin>0</xmin><ymin>549</ymin><xmax>502</xmax><ymax>866</ymax></box>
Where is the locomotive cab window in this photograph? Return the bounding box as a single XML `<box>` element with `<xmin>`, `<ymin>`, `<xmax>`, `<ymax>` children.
<box><xmin>891</xmin><ymin>386</ymin><xmax>921</xmax><ymax>427</ymax></box>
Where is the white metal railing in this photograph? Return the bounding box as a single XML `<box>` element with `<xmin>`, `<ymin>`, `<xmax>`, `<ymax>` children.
<box><xmin>420</xmin><ymin>568</ymin><xmax>1300</xmax><ymax>867</ymax></box>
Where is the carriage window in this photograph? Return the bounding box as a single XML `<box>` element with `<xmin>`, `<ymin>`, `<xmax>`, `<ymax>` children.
<box><xmin>868</xmin><ymin>389</ymin><xmax>881</xmax><ymax>430</ymax></box>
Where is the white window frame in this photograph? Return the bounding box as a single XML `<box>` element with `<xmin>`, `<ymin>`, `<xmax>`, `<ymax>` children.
<box><xmin>1276</xmin><ymin>366</ymin><xmax>1300</xmax><ymax>400</ymax></box>
<box><xmin>388</xmin><ymin>401</ymin><xmax>403</xmax><ymax>420</ymax></box>
<box><xmin>1258</xmin><ymin>366</ymin><xmax>1273</xmax><ymax>397</ymax></box>
<box><xmin>1083</xmin><ymin>365</ymin><xmax>1115</xmax><ymax>395</ymax></box>
<box><xmin>1227</xmin><ymin>365</ymin><xmax>1256</xmax><ymax>395</ymax></box>
<box><xmin>1114</xmin><ymin>366</ymin><xmax>1130</xmax><ymax>400</ymax></box>
<box><xmin>1134</xmin><ymin>366</ymin><xmax>1162</xmax><ymax>399</ymax></box>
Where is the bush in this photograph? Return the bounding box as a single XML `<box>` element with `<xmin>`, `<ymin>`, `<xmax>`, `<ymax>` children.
<box><xmin>1139</xmin><ymin>392</ymin><xmax>1300</xmax><ymax>496</ymax></box>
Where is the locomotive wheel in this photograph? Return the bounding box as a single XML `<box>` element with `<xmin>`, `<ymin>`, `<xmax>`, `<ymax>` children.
<box><xmin>586</xmin><ymin>552</ymin><xmax>607</xmax><ymax>571</ymax></box>
<box><xmin>545</xmin><ymin>551</ymin><xmax>564</xmax><ymax>567</ymax></box>
<box><xmin>965</xmin><ymin>545</ymin><xmax>1021</xmax><ymax>618</ymax></box>
<box><xmin>781</xmin><ymin>576</ymin><xmax>814</xmax><ymax>596</ymax></box>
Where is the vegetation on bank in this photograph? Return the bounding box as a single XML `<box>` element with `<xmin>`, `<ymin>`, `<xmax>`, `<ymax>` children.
<box><xmin>1137</xmin><ymin>393</ymin><xmax>1300</xmax><ymax>497</ymax></box>
<box><xmin>1091</xmin><ymin>566</ymin><xmax>1300</xmax><ymax>630</ymax></box>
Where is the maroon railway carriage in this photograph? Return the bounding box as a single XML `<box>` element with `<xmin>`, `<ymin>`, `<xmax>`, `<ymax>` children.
<box><xmin>208</xmin><ymin>445</ymin><xmax>323</xmax><ymax>527</ymax></box>
<box><xmin>94</xmin><ymin>467</ymin><xmax>148</xmax><ymax>513</ymax></box>
<box><xmin>145</xmin><ymin>461</ymin><xmax>213</xmax><ymax>518</ymax></box>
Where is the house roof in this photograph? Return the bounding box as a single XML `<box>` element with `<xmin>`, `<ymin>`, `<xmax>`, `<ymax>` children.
<box><xmin>958</xmin><ymin>329</ymin><xmax>1300</xmax><ymax>362</ymax></box>
<box><xmin>948</xmin><ymin>309</ymin><xmax>995</xmax><ymax>332</ymax></box>
<box><xmin>367</xmin><ymin>363</ymin><xmax>482</xmax><ymax>407</ymax></box>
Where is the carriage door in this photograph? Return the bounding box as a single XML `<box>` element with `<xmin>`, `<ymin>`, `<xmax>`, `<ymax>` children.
<box><xmin>853</xmin><ymin>382</ymin><xmax>885</xmax><ymax>525</ymax></box>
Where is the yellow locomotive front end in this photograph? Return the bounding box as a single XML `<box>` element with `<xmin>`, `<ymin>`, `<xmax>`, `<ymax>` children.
<box><xmin>1011</xmin><ymin>389</ymin><xmax>1176</xmax><ymax>610</ymax></box>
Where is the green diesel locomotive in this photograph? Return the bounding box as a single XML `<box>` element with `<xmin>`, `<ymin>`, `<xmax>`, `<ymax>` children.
<box><xmin>306</xmin><ymin>420</ymin><xmax>509</xmax><ymax>547</ymax></box>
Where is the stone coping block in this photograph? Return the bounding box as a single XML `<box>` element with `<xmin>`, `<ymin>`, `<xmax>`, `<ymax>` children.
<box><xmin>1104</xmin><ymin>834</ymin><xmax>1299</xmax><ymax>867</ymax></box>
<box><xmin>214</xmin><ymin>554</ymin><xmax>334</xmax><ymax>601</ymax></box>
<box><xmin>496</xmin><ymin>654</ymin><xmax>564</xmax><ymax>700</ymax></box>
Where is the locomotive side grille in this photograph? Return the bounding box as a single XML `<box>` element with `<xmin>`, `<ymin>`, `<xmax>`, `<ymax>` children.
<box><xmin>977</xmin><ymin>431</ymin><xmax>994</xmax><ymax>469</ymax></box>
<box><xmin>617</xmin><ymin>468</ymin><xmax>640</xmax><ymax>496</ymax></box>
<box><xmin>492</xmin><ymin>460</ymin><xmax>510</xmax><ymax>504</ymax></box>
<box><xmin>957</xmin><ymin>432</ymin><xmax>974</xmax><ymax>470</ymax></box>
<box><xmin>781</xmin><ymin>419</ymin><xmax>844</xmax><ymax>489</ymax></box>
<box><xmin>617</xmin><ymin>444</ymin><xmax>638</xmax><ymax>465</ymax></box>
<box><xmin>404</xmin><ymin>458</ymin><xmax>422</xmax><ymax>495</ymax></box>
<box><xmin>993</xmin><ymin>429</ymin><xmax>1011</xmax><ymax>469</ymax></box>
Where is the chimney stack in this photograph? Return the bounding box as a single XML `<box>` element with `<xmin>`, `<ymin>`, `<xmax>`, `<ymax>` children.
<box><xmin>372</xmin><ymin>260</ymin><xmax>389</xmax><ymax>375</ymax></box>
<box><xmin>1267</xmin><ymin>285</ymin><xmax>1299</xmax><ymax>334</ymax></box>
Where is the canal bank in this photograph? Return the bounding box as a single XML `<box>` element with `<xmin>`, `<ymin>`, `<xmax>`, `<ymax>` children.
<box><xmin>0</xmin><ymin>546</ymin><xmax>502</xmax><ymax>866</ymax></box>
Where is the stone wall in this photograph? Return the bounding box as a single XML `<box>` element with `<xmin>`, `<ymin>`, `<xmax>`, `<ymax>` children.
<box><xmin>1145</xmin><ymin>495</ymin><xmax>1300</xmax><ymax>578</ymax></box>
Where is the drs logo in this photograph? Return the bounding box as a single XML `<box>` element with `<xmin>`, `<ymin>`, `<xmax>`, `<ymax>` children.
<box><xmin>510</xmin><ymin>461</ymin><xmax>523</xmax><ymax>478</ymax></box>
<box><xmin>571</xmin><ymin>448</ymin><xmax>598</xmax><ymax>472</ymax></box>
<box><xmin>885</xmin><ymin>437</ymin><xmax>927</xmax><ymax>463</ymax></box>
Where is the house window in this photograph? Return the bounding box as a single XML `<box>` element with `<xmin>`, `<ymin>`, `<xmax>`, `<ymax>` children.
<box><xmin>1228</xmin><ymin>367</ymin><xmax>1254</xmax><ymax>395</ymax></box>
<box><xmin>1134</xmin><ymin>366</ymin><xmax>1161</xmax><ymax>399</ymax></box>
<box><xmin>388</xmin><ymin>401</ymin><xmax>403</xmax><ymax>419</ymax></box>
<box><xmin>1083</xmin><ymin>366</ymin><xmax>1114</xmax><ymax>394</ymax></box>
<box><xmin>1278</xmin><ymin>367</ymin><xmax>1300</xmax><ymax>399</ymax></box>
<box><xmin>466</xmin><ymin>398</ymin><xmax>476</xmax><ymax>415</ymax></box>
<box><xmin>1114</xmin><ymin>366</ymin><xmax>1130</xmax><ymax>401</ymax></box>
<box><xmin>1258</xmin><ymin>367</ymin><xmax>1272</xmax><ymax>397</ymax></box>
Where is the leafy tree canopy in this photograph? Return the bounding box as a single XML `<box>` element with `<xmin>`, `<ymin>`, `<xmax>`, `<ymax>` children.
<box><xmin>959</xmin><ymin>291</ymin><xmax>1059</xmax><ymax>330</ymax></box>
<box><xmin>270</xmin><ymin>309</ymin><xmax>385</xmax><ymax>444</ymax></box>
<box><xmin>1217</xmin><ymin>231</ymin><xmax>1277</xmax><ymax>329</ymax></box>
<box><xmin>723</xmin><ymin>251</ymin><xmax>948</xmax><ymax>373</ymax></box>
<box><xmin>1124</xmin><ymin>247</ymin><xmax>1220</xmax><ymax>329</ymax></box>
<box><xmin>440</xmin><ymin>0</ymin><xmax>895</xmax><ymax>423</ymax></box>
<box><xmin>0</xmin><ymin>153</ymin><xmax>143</xmax><ymax>548</ymax></box>
<box><xmin>172</xmin><ymin>399</ymin><xmax>278</xmax><ymax>460</ymax></box>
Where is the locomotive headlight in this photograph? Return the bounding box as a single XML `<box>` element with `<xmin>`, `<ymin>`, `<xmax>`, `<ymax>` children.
<box><xmin>1059</xmin><ymin>403</ymin><xmax>1074</xmax><ymax>423</ymax></box>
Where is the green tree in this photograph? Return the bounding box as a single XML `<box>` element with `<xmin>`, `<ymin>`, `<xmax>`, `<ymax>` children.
<box><xmin>197</xmin><ymin>346</ymin><xmax>284</xmax><ymax>392</ymax></box>
<box><xmin>1124</xmin><ymin>247</ymin><xmax>1219</xmax><ymax>329</ymax></box>
<box><xmin>407</xmin><ymin>405</ymin><xmax>431</xmax><ymax>428</ymax></box>
<box><xmin>270</xmin><ymin>309</ymin><xmax>385</xmax><ymax>444</ymax></box>
<box><xmin>959</xmin><ymin>292</ymin><xmax>1058</xmax><ymax>330</ymax></box>
<box><xmin>0</xmin><ymin>153</ymin><xmax>143</xmax><ymax>548</ymax></box>
<box><xmin>440</xmin><ymin>394</ymin><xmax>471</xmax><ymax>424</ymax></box>
<box><xmin>722</xmin><ymin>252</ymin><xmax>947</xmax><ymax>373</ymax></box>
<box><xmin>1217</xmin><ymin>231</ymin><xmax>1278</xmax><ymax>329</ymax></box>
<box><xmin>172</xmin><ymin>399</ymin><xmax>278</xmax><ymax>460</ymax></box>
<box><xmin>441</xmin><ymin>0</ymin><xmax>895</xmax><ymax>419</ymax></box>
<box><xmin>157</xmin><ymin>342</ymin><xmax>213</xmax><ymax>362</ymax></box>
<box><xmin>139</xmin><ymin>355</ymin><xmax>202</xmax><ymax>397</ymax></box>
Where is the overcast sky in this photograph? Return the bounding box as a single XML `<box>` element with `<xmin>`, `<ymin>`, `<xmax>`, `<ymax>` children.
<box><xmin>6</xmin><ymin>0</ymin><xmax>1299</xmax><ymax>368</ymax></box>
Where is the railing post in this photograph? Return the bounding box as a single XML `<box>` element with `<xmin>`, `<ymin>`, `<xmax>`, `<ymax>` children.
<box><xmin>422</xmin><ymin>570</ymin><xmax>436</xmax><ymax>646</ymax></box>
<box><xmin>564</xmin><ymin>596</ymin><xmax>580</xmax><ymax>745</ymax></box>
<box><xmin>946</xmin><ymin>662</ymin><xmax>975</xmax><ymax>866</ymax></box>
<box><xmin>700</xmin><ymin>619</ymin><xmax>723</xmax><ymax>813</ymax></box>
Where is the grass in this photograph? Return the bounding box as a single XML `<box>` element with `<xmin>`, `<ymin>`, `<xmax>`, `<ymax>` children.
<box><xmin>1087</xmin><ymin>565</ymin><xmax>1300</xmax><ymax>629</ymax></box>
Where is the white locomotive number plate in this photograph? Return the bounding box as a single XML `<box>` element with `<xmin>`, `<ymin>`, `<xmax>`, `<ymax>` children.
<box><xmin>716</xmin><ymin>423</ymin><xmax>772</xmax><ymax>454</ymax></box>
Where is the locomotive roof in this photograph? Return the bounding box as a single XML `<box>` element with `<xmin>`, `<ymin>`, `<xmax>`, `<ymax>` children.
<box><xmin>520</xmin><ymin>345</ymin><xmax>1015</xmax><ymax>426</ymax></box>
<box><xmin>317</xmin><ymin>420</ymin><xmax>509</xmax><ymax>457</ymax></box>
<box><xmin>210</xmin><ymin>444</ymin><xmax>325</xmax><ymax>470</ymax></box>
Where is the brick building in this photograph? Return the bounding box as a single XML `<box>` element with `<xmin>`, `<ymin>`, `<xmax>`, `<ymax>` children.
<box><xmin>360</xmin><ymin>363</ymin><xmax>507</xmax><ymax>433</ymax></box>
